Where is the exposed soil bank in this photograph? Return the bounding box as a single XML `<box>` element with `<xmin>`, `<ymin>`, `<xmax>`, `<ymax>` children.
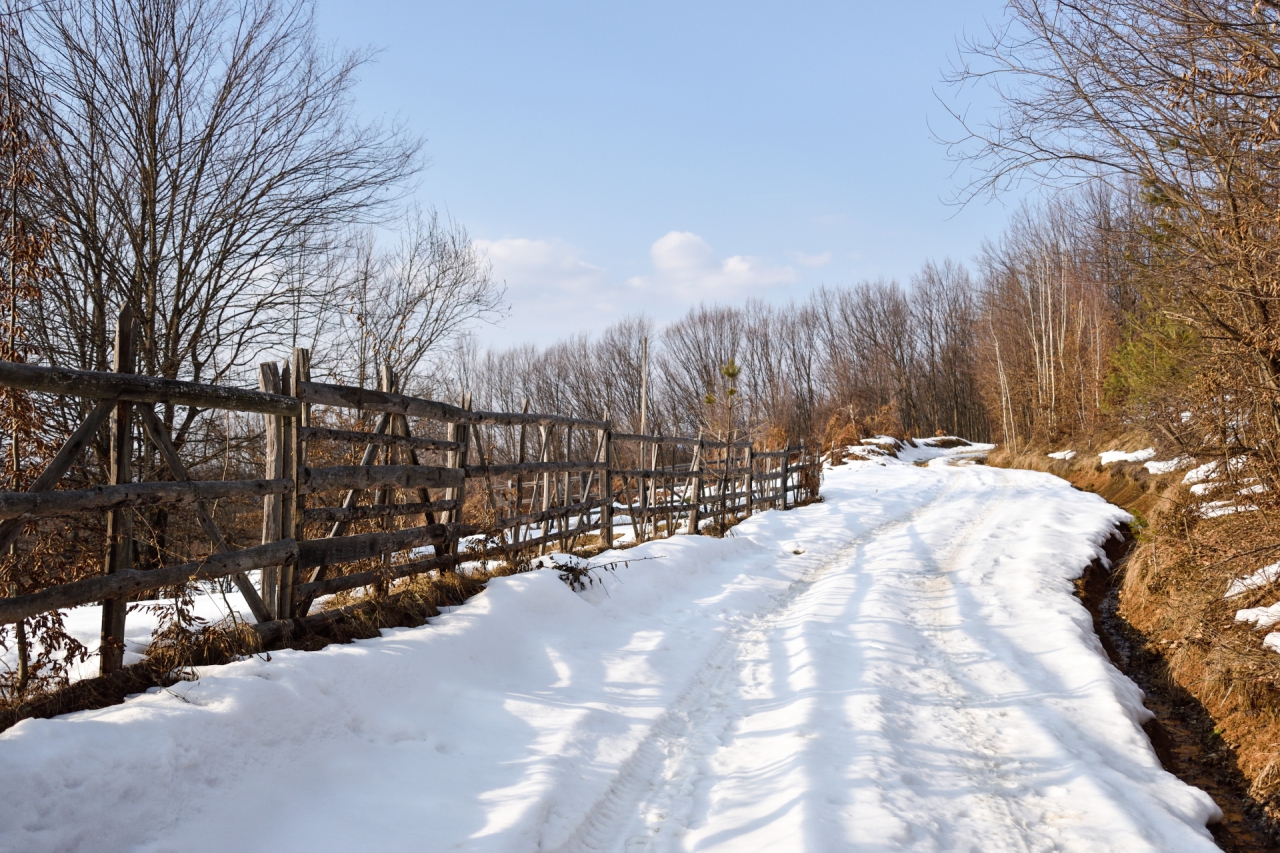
<box><xmin>1075</xmin><ymin>532</ymin><xmax>1280</xmax><ymax>852</ymax></box>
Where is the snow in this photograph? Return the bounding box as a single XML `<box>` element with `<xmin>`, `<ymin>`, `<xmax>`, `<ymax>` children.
<box><xmin>1265</xmin><ymin>633</ymin><xmax>1280</xmax><ymax>655</ymax></box>
<box><xmin>1184</xmin><ymin>462</ymin><xmax>1219</xmax><ymax>485</ymax></box>
<box><xmin>0</xmin><ymin>453</ymin><xmax>1222</xmax><ymax>852</ymax></box>
<box><xmin>1145</xmin><ymin>456</ymin><xmax>1193</xmax><ymax>475</ymax></box>
<box><xmin>1182</xmin><ymin>458</ymin><xmax>1247</xmax><ymax>485</ymax></box>
<box><xmin>1235</xmin><ymin>602</ymin><xmax>1280</xmax><ymax>630</ymax></box>
<box><xmin>1</xmin><ymin>585</ymin><xmax>259</xmax><ymax>682</ymax></box>
<box><xmin>1173</xmin><ymin>458</ymin><xmax>1260</xmax><ymax>516</ymax></box>
<box><xmin>1199</xmin><ymin>501</ymin><xmax>1258</xmax><ymax>518</ymax></box>
<box><xmin>1048</xmin><ymin>449</ymin><xmax>1076</xmax><ymax>460</ymax></box>
<box><xmin>845</xmin><ymin>436</ymin><xmax>994</xmax><ymax>467</ymax></box>
<box><xmin>895</xmin><ymin>437</ymin><xmax>994</xmax><ymax>465</ymax></box>
<box><xmin>1099</xmin><ymin>447</ymin><xmax>1156</xmax><ymax>465</ymax></box>
<box><xmin>1225</xmin><ymin>561</ymin><xmax>1280</xmax><ymax>598</ymax></box>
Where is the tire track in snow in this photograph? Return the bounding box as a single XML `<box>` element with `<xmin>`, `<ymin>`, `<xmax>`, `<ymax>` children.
<box><xmin>875</xmin><ymin>470</ymin><xmax>1063</xmax><ymax>852</ymax></box>
<box><xmin>884</xmin><ymin>476</ymin><xmax>1044</xmax><ymax>852</ymax></box>
<box><xmin>546</xmin><ymin>476</ymin><xmax>964</xmax><ymax>853</ymax></box>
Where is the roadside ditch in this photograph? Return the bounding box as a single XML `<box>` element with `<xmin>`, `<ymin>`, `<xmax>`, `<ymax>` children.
<box><xmin>1077</xmin><ymin>531</ymin><xmax>1279</xmax><ymax>852</ymax></box>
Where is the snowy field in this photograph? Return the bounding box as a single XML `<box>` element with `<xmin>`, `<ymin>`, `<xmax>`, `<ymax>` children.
<box><xmin>0</xmin><ymin>450</ymin><xmax>1223</xmax><ymax>852</ymax></box>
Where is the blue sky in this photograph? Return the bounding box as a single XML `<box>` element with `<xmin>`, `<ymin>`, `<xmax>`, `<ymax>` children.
<box><xmin>314</xmin><ymin>1</ymin><xmax>1018</xmax><ymax>345</ymax></box>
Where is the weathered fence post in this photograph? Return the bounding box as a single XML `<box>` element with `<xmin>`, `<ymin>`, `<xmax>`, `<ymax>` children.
<box><xmin>374</xmin><ymin>365</ymin><xmax>395</xmax><ymax>597</ymax></box>
<box><xmin>258</xmin><ymin>362</ymin><xmax>283</xmax><ymax>617</ymax></box>
<box><xmin>455</xmin><ymin>392</ymin><xmax>472</xmax><ymax>543</ymax></box>
<box><xmin>803</xmin><ymin>443</ymin><xmax>812</xmax><ymax>502</ymax></box>
<box><xmin>636</xmin><ymin>436</ymin><xmax>649</xmax><ymax>543</ymax></box>
<box><xmin>648</xmin><ymin>441</ymin><xmax>660</xmax><ymax>538</ymax></box>
<box><xmin>100</xmin><ymin>307</ymin><xmax>136</xmax><ymax>675</ymax></box>
<box><xmin>781</xmin><ymin>444</ymin><xmax>791</xmax><ymax>511</ymax></box>
<box><xmin>537</xmin><ymin>423</ymin><xmax>550</xmax><ymax>555</ymax></box>
<box><xmin>445</xmin><ymin>418</ymin><xmax>459</xmax><ymax>522</ymax></box>
<box><xmin>744</xmin><ymin>444</ymin><xmax>754</xmax><ymax>517</ymax></box>
<box><xmin>561</xmin><ymin>425</ymin><xmax>573</xmax><ymax>552</ymax></box>
<box><xmin>599</xmin><ymin>419</ymin><xmax>613</xmax><ymax>548</ymax></box>
<box><xmin>717</xmin><ymin>445</ymin><xmax>728</xmax><ymax>532</ymax></box>
<box><xmin>515</xmin><ymin>399</ymin><xmax>529</xmax><ymax>545</ymax></box>
<box><xmin>687</xmin><ymin>434</ymin><xmax>703</xmax><ymax>534</ymax></box>
<box><xmin>279</xmin><ymin>347</ymin><xmax>309</xmax><ymax>619</ymax></box>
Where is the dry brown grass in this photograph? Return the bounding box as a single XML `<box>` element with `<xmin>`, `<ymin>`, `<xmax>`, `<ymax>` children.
<box><xmin>0</xmin><ymin>564</ymin><xmax>504</xmax><ymax>733</ymax></box>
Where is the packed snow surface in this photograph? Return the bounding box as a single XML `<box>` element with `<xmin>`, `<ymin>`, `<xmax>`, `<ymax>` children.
<box><xmin>0</xmin><ymin>456</ymin><xmax>1222</xmax><ymax>852</ymax></box>
<box><xmin>1099</xmin><ymin>447</ymin><xmax>1156</xmax><ymax>465</ymax></box>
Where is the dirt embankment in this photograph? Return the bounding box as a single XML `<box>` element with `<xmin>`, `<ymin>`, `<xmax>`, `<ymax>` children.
<box><xmin>993</xmin><ymin>446</ymin><xmax>1280</xmax><ymax>853</ymax></box>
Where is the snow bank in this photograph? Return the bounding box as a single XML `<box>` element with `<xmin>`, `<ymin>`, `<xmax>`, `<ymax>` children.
<box><xmin>842</xmin><ymin>435</ymin><xmax>993</xmax><ymax>466</ymax></box>
<box><xmin>0</xmin><ymin>455</ymin><xmax>1220</xmax><ymax>852</ymax></box>
<box><xmin>1099</xmin><ymin>447</ymin><xmax>1156</xmax><ymax>465</ymax></box>
<box><xmin>1200</xmin><ymin>501</ymin><xmax>1258</xmax><ymax>518</ymax></box>
<box><xmin>1185</xmin><ymin>461</ymin><xmax>1219</xmax><ymax>484</ymax></box>
<box><xmin>1048</xmin><ymin>449</ymin><xmax>1076</xmax><ymax>460</ymax></box>
<box><xmin>897</xmin><ymin>436</ymin><xmax>994</xmax><ymax>465</ymax></box>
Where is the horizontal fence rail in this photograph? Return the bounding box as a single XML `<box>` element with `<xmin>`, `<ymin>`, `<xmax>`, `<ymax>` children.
<box><xmin>0</xmin><ymin>309</ymin><xmax>822</xmax><ymax>682</ymax></box>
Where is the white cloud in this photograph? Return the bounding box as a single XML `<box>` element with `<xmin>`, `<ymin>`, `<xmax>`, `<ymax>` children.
<box><xmin>474</xmin><ymin>237</ymin><xmax>608</xmax><ymax>294</ymax></box>
<box><xmin>792</xmin><ymin>250</ymin><xmax>832</xmax><ymax>268</ymax></box>
<box><xmin>471</xmin><ymin>238</ymin><xmax>619</xmax><ymax>345</ymax></box>
<box><xmin>627</xmin><ymin>231</ymin><xmax>798</xmax><ymax>294</ymax></box>
<box><xmin>471</xmin><ymin>232</ymin><xmax>803</xmax><ymax>347</ymax></box>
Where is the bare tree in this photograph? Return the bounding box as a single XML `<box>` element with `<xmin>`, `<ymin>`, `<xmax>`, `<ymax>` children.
<box><xmin>21</xmin><ymin>0</ymin><xmax>420</xmax><ymax>402</ymax></box>
<box><xmin>327</xmin><ymin>208</ymin><xmax>504</xmax><ymax>391</ymax></box>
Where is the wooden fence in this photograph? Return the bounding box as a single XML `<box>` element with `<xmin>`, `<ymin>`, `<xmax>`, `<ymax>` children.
<box><xmin>0</xmin><ymin>311</ymin><xmax>821</xmax><ymax>676</ymax></box>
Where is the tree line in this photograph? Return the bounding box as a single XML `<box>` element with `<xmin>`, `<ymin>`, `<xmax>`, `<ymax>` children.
<box><xmin>450</xmin><ymin>259</ymin><xmax>990</xmax><ymax>451</ymax></box>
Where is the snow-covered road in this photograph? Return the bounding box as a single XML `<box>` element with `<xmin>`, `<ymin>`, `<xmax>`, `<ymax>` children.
<box><xmin>0</xmin><ymin>453</ymin><xmax>1224</xmax><ymax>852</ymax></box>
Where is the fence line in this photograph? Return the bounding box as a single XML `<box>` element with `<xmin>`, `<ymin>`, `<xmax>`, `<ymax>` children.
<box><xmin>0</xmin><ymin>309</ymin><xmax>822</xmax><ymax>677</ymax></box>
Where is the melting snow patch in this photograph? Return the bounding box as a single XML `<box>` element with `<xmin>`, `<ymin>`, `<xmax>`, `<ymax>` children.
<box><xmin>1099</xmin><ymin>448</ymin><xmax>1155</xmax><ymax>465</ymax></box>
<box><xmin>1236</xmin><ymin>602</ymin><xmax>1280</xmax><ymax>629</ymax></box>
<box><xmin>1145</xmin><ymin>456</ymin><xmax>1193</xmax><ymax>475</ymax></box>
<box><xmin>1048</xmin><ymin>450</ymin><xmax>1076</xmax><ymax>460</ymax></box>
<box><xmin>1183</xmin><ymin>456</ymin><xmax>1248</xmax><ymax>485</ymax></box>
<box><xmin>1200</xmin><ymin>501</ymin><xmax>1257</xmax><ymax>518</ymax></box>
<box><xmin>1184</xmin><ymin>461</ymin><xmax>1220</xmax><ymax>485</ymax></box>
<box><xmin>1265</xmin><ymin>633</ymin><xmax>1280</xmax><ymax>655</ymax></box>
<box><xmin>896</xmin><ymin>436</ymin><xmax>993</xmax><ymax>466</ymax></box>
<box><xmin>1225</xmin><ymin>561</ymin><xmax>1280</xmax><ymax>598</ymax></box>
